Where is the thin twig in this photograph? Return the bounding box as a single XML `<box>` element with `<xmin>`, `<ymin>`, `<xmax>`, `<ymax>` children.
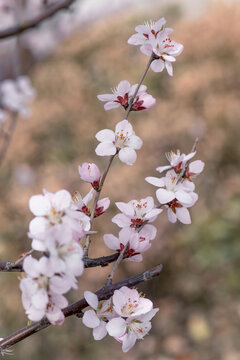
<box><xmin>124</xmin><ymin>53</ymin><xmax>154</xmax><ymax>120</ymax></box>
<box><xmin>83</xmin><ymin>154</ymin><xmax>115</xmax><ymax>256</ymax></box>
<box><xmin>105</xmin><ymin>242</ymin><xmax>129</xmax><ymax>286</ymax></box>
<box><xmin>0</xmin><ymin>264</ymin><xmax>163</xmax><ymax>350</ymax></box>
<box><xmin>14</xmin><ymin>249</ymin><xmax>34</xmax><ymax>265</ymax></box>
<box><xmin>0</xmin><ymin>0</ymin><xmax>76</xmax><ymax>40</ymax></box>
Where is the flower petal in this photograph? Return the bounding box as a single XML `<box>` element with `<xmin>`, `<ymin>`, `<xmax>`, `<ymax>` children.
<box><xmin>106</xmin><ymin>317</ymin><xmax>126</xmax><ymax>337</ymax></box>
<box><xmin>82</xmin><ymin>310</ymin><xmax>100</xmax><ymax>328</ymax></box>
<box><xmin>95</xmin><ymin>142</ymin><xmax>116</xmax><ymax>156</ymax></box>
<box><xmin>84</xmin><ymin>291</ymin><xmax>98</xmax><ymax>310</ymax></box>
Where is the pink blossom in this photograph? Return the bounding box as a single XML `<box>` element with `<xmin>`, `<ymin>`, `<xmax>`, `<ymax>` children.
<box><xmin>95</xmin><ymin>119</ymin><xmax>142</xmax><ymax>166</ymax></box>
<box><xmin>104</xmin><ymin>227</ymin><xmax>153</xmax><ymax>262</ymax></box>
<box><xmin>72</xmin><ymin>189</ymin><xmax>94</xmax><ymax>215</ymax></box>
<box><xmin>183</xmin><ymin>160</ymin><xmax>205</xmax><ymax>182</ymax></box>
<box><xmin>28</xmin><ymin>189</ymin><xmax>91</xmax><ymax>251</ymax></box>
<box><xmin>97</xmin><ymin>80</ymin><xmax>155</xmax><ymax>111</ymax></box>
<box><xmin>128</xmin><ymin>18</ymin><xmax>168</xmax><ymax>46</ymax></box>
<box><xmin>108</xmin><ymin>308</ymin><xmax>159</xmax><ymax>352</ymax></box>
<box><xmin>156</xmin><ymin>150</ymin><xmax>196</xmax><ymax>173</ymax></box>
<box><xmin>0</xmin><ymin>76</ymin><xmax>36</xmax><ymax>117</ymax></box>
<box><xmin>112</xmin><ymin>196</ymin><xmax>162</xmax><ymax>230</ymax></box>
<box><xmin>82</xmin><ymin>291</ymin><xmax>116</xmax><ymax>340</ymax></box>
<box><xmin>78</xmin><ymin>162</ymin><xmax>101</xmax><ymax>189</ymax></box>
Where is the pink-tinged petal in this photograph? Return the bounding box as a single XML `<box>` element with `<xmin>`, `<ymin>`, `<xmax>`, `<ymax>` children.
<box><xmin>29</xmin><ymin>216</ymin><xmax>50</xmax><ymax>236</ymax></box>
<box><xmin>139</xmin><ymin>224</ymin><xmax>157</xmax><ymax>241</ymax></box>
<box><xmin>145</xmin><ymin>176</ymin><xmax>165</xmax><ymax>187</ymax></box>
<box><xmin>97</xmin><ymin>94</ymin><xmax>115</xmax><ymax>102</ymax></box>
<box><xmin>115</xmin><ymin>119</ymin><xmax>133</xmax><ymax>135</ymax></box>
<box><xmin>95</xmin><ymin>129</ymin><xmax>115</xmax><ymax>142</ymax></box>
<box><xmin>113</xmin><ymin>289</ymin><xmax>128</xmax><ymax>315</ymax></box>
<box><xmin>104</xmin><ymin>234</ymin><xmax>120</xmax><ymax>250</ymax></box>
<box><xmin>128</xmin><ymin>33</ymin><xmax>144</xmax><ymax>45</ymax></box>
<box><xmin>165</xmin><ymin>61</ymin><xmax>173</xmax><ymax>76</ymax></box>
<box><xmin>106</xmin><ymin>317</ymin><xmax>126</xmax><ymax>337</ymax></box>
<box><xmin>183</xmin><ymin>151</ymin><xmax>196</xmax><ymax>161</ymax></box>
<box><xmin>31</xmin><ymin>289</ymin><xmax>48</xmax><ymax>310</ymax></box>
<box><xmin>128</xmin><ymin>254</ymin><xmax>143</xmax><ymax>262</ymax></box>
<box><xmin>140</xmin><ymin>44</ymin><xmax>153</xmax><ymax>56</ymax></box>
<box><xmin>156</xmin><ymin>165</ymin><xmax>172</xmax><ymax>173</ymax></box>
<box><xmin>115</xmin><ymin>202</ymin><xmax>134</xmax><ymax>217</ymax></box>
<box><xmin>122</xmin><ymin>332</ymin><xmax>137</xmax><ymax>352</ymax></box>
<box><xmin>104</xmin><ymin>102</ymin><xmax>120</xmax><ymax>111</ymax></box>
<box><xmin>83</xmin><ymin>188</ymin><xmax>95</xmax><ymax>205</ymax></box>
<box><xmin>167</xmin><ymin>208</ymin><xmax>177</xmax><ymax>223</ymax></box>
<box><xmin>29</xmin><ymin>194</ymin><xmax>51</xmax><ymax>216</ymax></box>
<box><xmin>175</xmin><ymin>190</ymin><xmax>192</xmax><ymax>204</ymax></box>
<box><xmin>151</xmin><ymin>59</ymin><xmax>165</xmax><ymax>73</ymax></box>
<box><xmin>23</xmin><ymin>256</ymin><xmax>39</xmax><ymax>277</ymax></box>
<box><xmin>144</xmin><ymin>208</ymin><xmax>163</xmax><ymax>220</ymax></box>
<box><xmin>156</xmin><ymin>189</ymin><xmax>175</xmax><ymax>204</ymax></box>
<box><xmin>31</xmin><ymin>239</ymin><xmax>47</xmax><ymax>252</ymax></box>
<box><xmin>189</xmin><ymin>160</ymin><xmax>205</xmax><ymax>174</ymax></box>
<box><xmin>129</xmin><ymin>84</ymin><xmax>147</xmax><ymax>97</ymax></box>
<box><xmin>112</xmin><ymin>213</ymin><xmax>131</xmax><ymax>228</ymax></box>
<box><xmin>93</xmin><ymin>320</ymin><xmax>107</xmax><ymax>340</ymax></box>
<box><xmin>176</xmin><ymin>207</ymin><xmax>191</xmax><ymax>224</ymax></box>
<box><xmin>125</xmin><ymin>135</ymin><xmax>143</xmax><ymax>150</ymax></box>
<box><xmin>47</xmin><ymin>309</ymin><xmax>65</xmax><ymax>325</ymax></box>
<box><xmin>116</xmin><ymin>80</ymin><xmax>131</xmax><ymax>96</ymax></box>
<box><xmin>119</xmin><ymin>227</ymin><xmax>133</xmax><ymax>245</ymax></box>
<box><xmin>153</xmin><ymin>17</ymin><xmax>166</xmax><ymax>31</ymax></box>
<box><xmin>95</xmin><ymin>142</ymin><xmax>116</xmax><ymax>156</ymax></box>
<box><xmin>139</xmin><ymin>308</ymin><xmax>159</xmax><ymax>322</ymax></box>
<box><xmin>162</xmin><ymin>54</ymin><xmax>176</xmax><ymax>62</ymax></box>
<box><xmin>135</xmin><ymin>24</ymin><xmax>149</xmax><ymax>33</ymax></box>
<box><xmin>133</xmin><ymin>298</ymin><xmax>153</xmax><ymax>316</ymax></box>
<box><xmin>27</xmin><ymin>307</ymin><xmax>45</xmax><ymax>322</ymax></box>
<box><xmin>82</xmin><ymin>309</ymin><xmax>100</xmax><ymax>328</ymax></box>
<box><xmin>118</xmin><ymin>148</ymin><xmax>137</xmax><ymax>165</ymax></box>
<box><xmin>52</xmin><ymin>190</ymin><xmax>71</xmax><ymax>212</ymax></box>
<box><xmin>84</xmin><ymin>291</ymin><xmax>98</xmax><ymax>310</ymax></box>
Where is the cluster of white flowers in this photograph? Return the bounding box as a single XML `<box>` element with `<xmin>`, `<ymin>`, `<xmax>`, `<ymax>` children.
<box><xmin>14</xmin><ymin>16</ymin><xmax>204</xmax><ymax>354</ymax></box>
<box><xmin>128</xmin><ymin>17</ymin><xmax>183</xmax><ymax>76</ymax></box>
<box><xmin>82</xmin><ymin>287</ymin><xmax>159</xmax><ymax>352</ymax></box>
<box><xmin>0</xmin><ymin>76</ymin><xmax>36</xmax><ymax>123</ymax></box>
<box><xmin>146</xmin><ymin>150</ymin><xmax>204</xmax><ymax>224</ymax></box>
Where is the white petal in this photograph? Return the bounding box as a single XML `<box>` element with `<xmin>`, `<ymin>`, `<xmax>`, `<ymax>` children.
<box><xmin>125</xmin><ymin>135</ymin><xmax>143</xmax><ymax>150</ymax></box>
<box><xmin>52</xmin><ymin>190</ymin><xmax>72</xmax><ymax>212</ymax></box>
<box><xmin>93</xmin><ymin>320</ymin><xmax>107</xmax><ymax>340</ymax></box>
<box><xmin>145</xmin><ymin>176</ymin><xmax>165</xmax><ymax>187</ymax></box>
<box><xmin>95</xmin><ymin>129</ymin><xmax>115</xmax><ymax>142</ymax></box>
<box><xmin>97</xmin><ymin>93</ymin><xmax>115</xmax><ymax>102</ymax></box>
<box><xmin>122</xmin><ymin>332</ymin><xmax>137</xmax><ymax>352</ymax></box>
<box><xmin>189</xmin><ymin>160</ymin><xmax>205</xmax><ymax>174</ymax></box>
<box><xmin>118</xmin><ymin>148</ymin><xmax>137</xmax><ymax>165</ymax></box>
<box><xmin>167</xmin><ymin>208</ymin><xmax>177</xmax><ymax>223</ymax></box>
<box><xmin>115</xmin><ymin>119</ymin><xmax>133</xmax><ymax>135</ymax></box>
<box><xmin>176</xmin><ymin>207</ymin><xmax>191</xmax><ymax>224</ymax></box>
<box><xmin>29</xmin><ymin>195</ymin><xmax>51</xmax><ymax>216</ymax></box>
<box><xmin>104</xmin><ymin>234</ymin><xmax>120</xmax><ymax>250</ymax></box>
<box><xmin>95</xmin><ymin>142</ymin><xmax>116</xmax><ymax>156</ymax></box>
<box><xmin>115</xmin><ymin>202</ymin><xmax>134</xmax><ymax>217</ymax></box>
<box><xmin>116</xmin><ymin>80</ymin><xmax>131</xmax><ymax>96</ymax></box>
<box><xmin>104</xmin><ymin>102</ymin><xmax>120</xmax><ymax>110</ymax></box>
<box><xmin>156</xmin><ymin>189</ymin><xmax>175</xmax><ymax>204</ymax></box>
<box><xmin>151</xmin><ymin>59</ymin><xmax>164</xmax><ymax>73</ymax></box>
<box><xmin>175</xmin><ymin>190</ymin><xmax>192</xmax><ymax>204</ymax></box>
<box><xmin>106</xmin><ymin>317</ymin><xmax>126</xmax><ymax>337</ymax></box>
<box><xmin>156</xmin><ymin>165</ymin><xmax>172</xmax><ymax>173</ymax></box>
<box><xmin>112</xmin><ymin>214</ymin><xmax>131</xmax><ymax>228</ymax></box>
<box><xmin>82</xmin><ymin>310</ymin><xmax>100</xmax><ymax>328</ymax></box>
<box><xmin>165</xmin><ymin>61</ymin><xmax>173</xmax><ymax>76</ymax></box>
<box><xmin>84</xmin><ymin>291</ymin><xmax>98</xmax><ymax>310</ymax></box>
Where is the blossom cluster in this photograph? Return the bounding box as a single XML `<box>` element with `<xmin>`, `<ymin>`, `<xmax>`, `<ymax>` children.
<box><xmin>82</xmin><ymin>287</ymin><xmax>159</xmax><ymax>352</ymax></box>
<box><xmin>15</xmin><ymin>16</ymin><xmax>204</xmax><ymax>355</ymax></box>
<box><xmin>0</xmin><ymin>76</ymin><xmax>36</xmax><ymax>124</ymax></box>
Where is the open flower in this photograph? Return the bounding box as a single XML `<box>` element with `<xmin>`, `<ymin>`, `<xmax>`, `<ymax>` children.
<box><xmin>112</xmin><ymin>196</ymin><xmax>162</xmax><ymax>230</ymax></box>
<box><xmin>104</xmin><ymin>227</ymin><xmax>152</xmax><ymax>262</ymax></box>
<box><xmin>95</xmin><ymin>119</ymin><xmax>142</xmax><ymax>165</ymax></box>
<box><xmin>156</xmin><ymin>150</ymin><xmax>196</xmax><ymax>173</ymax></box>
<box><xmin>97</xmin><ymin>80</ymin><xmax>155</xmax><ymax>111</ymax></box>
<box><xmin>128</xmin><ymin>18</ymin><xmax>168</xmax><ymax>45</ymax></box>
<box><xmin>82</xmin><ymin>291</ymin><xmax>116</xmax><ymax>340</ymax></box>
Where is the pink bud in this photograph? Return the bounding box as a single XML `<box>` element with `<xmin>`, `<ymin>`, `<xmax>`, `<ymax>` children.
<box><xmin>133</xmin><ymin>93</ymin><xmax>156</xmax><ymax>111</ymax></box>
<box><xmin>78</xmin><ymin>162</ymin><xmax>101</xmax><ymax>189</ymax></box>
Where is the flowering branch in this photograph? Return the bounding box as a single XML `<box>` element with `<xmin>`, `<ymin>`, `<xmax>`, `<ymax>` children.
<box><xmin>0</xmin><ymin>252</ymin><xmax>130</xmax><ymax>272</ymax></box>
<box><xmin>0</xmin><ymin>0</ymin><xmax>76</xmax><ymax>40</ymax></box>
<box><xmin>83</xmin><ymin>154</ymin><xmax>115</xmax><ymax>256</ymax></box>
<box><xmin>0</xmin><ymin>264</ymin><xmax>162</xmax><ymax>351</ymax></box>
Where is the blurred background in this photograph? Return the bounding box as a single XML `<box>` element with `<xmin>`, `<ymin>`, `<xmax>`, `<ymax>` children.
<box><xmin>0</xmin><ymin>0</ymin><xmax>240</xmax><ymax>359</ymax></box>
